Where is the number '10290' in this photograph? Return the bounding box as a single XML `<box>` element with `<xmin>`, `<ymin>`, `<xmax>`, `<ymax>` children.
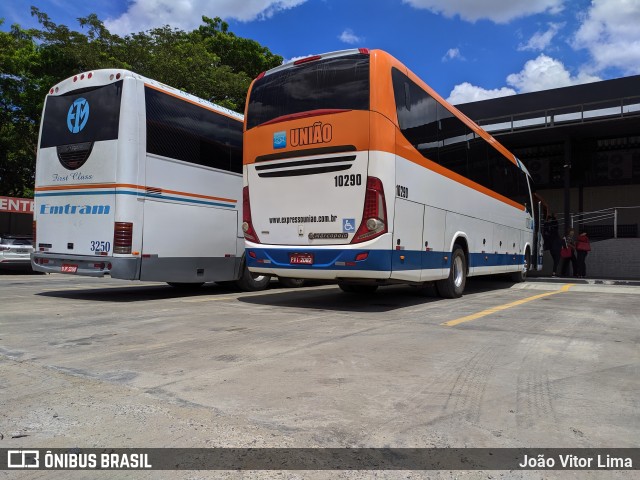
<box><xmin>334</xmin><ymin>174</ymin><xmax>362</xmax><ymax>187</ymax></box>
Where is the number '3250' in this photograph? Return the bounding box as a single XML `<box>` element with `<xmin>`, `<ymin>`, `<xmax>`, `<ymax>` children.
<box><xmin>91</xmin><ymin>241</ymin><xmax>111</xmax><ymax>252</ymax></box>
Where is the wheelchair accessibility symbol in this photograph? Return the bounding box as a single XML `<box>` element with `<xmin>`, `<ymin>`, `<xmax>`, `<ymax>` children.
<box><xmin>342</xmin><ymin>218</ymin><xmax>355</xmax><ymax>233</ymax></box>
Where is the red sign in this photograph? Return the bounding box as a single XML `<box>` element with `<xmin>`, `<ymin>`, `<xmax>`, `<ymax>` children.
<box><xmin>0</xmin><ymin>196</ymin><xmax>34</xmax><ymax>214</ymax></box>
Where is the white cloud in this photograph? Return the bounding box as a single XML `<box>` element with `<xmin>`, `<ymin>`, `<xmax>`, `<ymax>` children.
<box><xmin>442</xmin><ymin>48</ymin><xmax>465</xmax><ymax>62</ymax></box>
<box><xmin>338</xmin><ymin>29</ymin><xmax>363</xmax><ymax>45</ymax></box>
<box><xmin>518</xmin><ymin>22</ymin><xmax>564</xmax><ymax>51</ymax></box>
<box><xmin>506</xmin><ymin>54</ymin><xmax>600</xmax><ymax>92</ymax></box>
<box><xmin>402</xmin><ymin>0</ymin><xmax>564</xmax><ymax>24</ymax></box>
<box><xmin>572</xmin><ymin>0</ymin><xmax>640</xmax><ymax>75</ymax></box>
<box><xmin>447</xmin><ymin>83</ymin><xmax>516</xmax><ymax>104</ymax></box>
<box><xmin>105</xmin><ymin>0</ymin><xmax>308</xmax><ymax>35</ymax></box>
<box><xmin>448</xmin><ymin>54</ymin><xmax>600</xmax><ymax>104</ymax></box>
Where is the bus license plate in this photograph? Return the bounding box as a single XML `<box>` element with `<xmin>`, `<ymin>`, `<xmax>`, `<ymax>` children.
<box><xmin>61</xmin><ymin>264</ymin><xmax>78</xmax><ymax>273</ymax></box>
<box><xmin>290</xmin><ymin>253</ymin><xmax>314</xmax><ymax>265</ymax></box>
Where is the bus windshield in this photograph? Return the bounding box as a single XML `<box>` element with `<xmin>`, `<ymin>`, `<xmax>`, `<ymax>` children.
<box><xmin>246</xmin><ymin>53</ymin><xmax>370</xmax><ymax>130</ymax></box>
<box><xmin>40</xmin><ymin>81</ymin><xmax>123</xmax><ymax>148</ymax></box>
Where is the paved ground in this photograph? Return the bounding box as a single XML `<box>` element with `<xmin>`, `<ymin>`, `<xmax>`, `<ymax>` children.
<box><xmin>0</xmin><ymin>270</ymin><xmax>638</xmax><ymax>479</ymax></box>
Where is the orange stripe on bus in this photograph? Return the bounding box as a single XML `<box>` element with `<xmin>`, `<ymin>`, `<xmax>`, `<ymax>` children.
<box><xmin>35</xmin><ymin>183</ymin><xmax>237</xmax><ymax>203</ymax></box>
<box><xmin>393</xmin><ymin>135</ymin><xmax>525</xmax><ymax>211</ymax></box>
<box><xmin>157</xmin><ymin>187</ymin><xmax>237</xmax><ymax>203</ymax></box>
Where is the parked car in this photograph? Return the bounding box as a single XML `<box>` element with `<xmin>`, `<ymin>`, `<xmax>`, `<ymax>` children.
<box><xmin>0</xmin><ymin>235</ymin><xmax>35</xmax><ymax>269</ymax></box>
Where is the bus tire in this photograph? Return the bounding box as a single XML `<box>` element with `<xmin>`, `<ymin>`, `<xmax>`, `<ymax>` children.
<box><xmin>436</xmin><ymin>246</ymin><xmax>466</xmax><ymax>298</ymax></box>
<box><xmin>167</xmin><ymin>282</ymin><xmax>204</xmax><ymax>289</ymax></box>
<box><xmin>338</xmin><ymin>283</ymin><xmax>378</xmax><ymax>294</ymax></box>
<box><xmin>278</xmin><ymin>277</ymin><xmax>305</xmax><ymax>288</ymax></box>
<box><xmin>511</xmin><ymin>249</ymin><xmax>530</xmax><ymax>283</ymax></box>
<box><xmin>236</xmin><ymin>262</ymin><xmax>270</xmax><ymax>291</ymax></box>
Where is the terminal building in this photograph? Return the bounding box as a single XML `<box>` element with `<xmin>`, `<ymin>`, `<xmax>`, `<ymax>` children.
<box><xmin>457</xmin><ymin>75</ymin><xmax>640</xmax><ymax>278</ymax></box>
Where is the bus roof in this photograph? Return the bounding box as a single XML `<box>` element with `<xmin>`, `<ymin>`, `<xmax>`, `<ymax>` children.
<box><xmin>47</xmin><ymin>69</ymin><xmax>243</xmax><ymax>121</ymax></box>
<box><xmin>263</xmin><ymin>49</ymin><xmax>369</xmax><ymax>77</ymax></box>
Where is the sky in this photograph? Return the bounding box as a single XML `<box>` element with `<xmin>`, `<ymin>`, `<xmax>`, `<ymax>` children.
<box><xmin>2</xmin><ymin>0</ymin><xmax>640</xmax><ymax>104</ymax></box>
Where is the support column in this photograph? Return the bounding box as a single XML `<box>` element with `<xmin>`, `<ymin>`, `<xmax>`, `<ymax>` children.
<box><xmin>563</xmin><ymin>138</ymin><xmax>572</xmax><ymax>233</ymax></box>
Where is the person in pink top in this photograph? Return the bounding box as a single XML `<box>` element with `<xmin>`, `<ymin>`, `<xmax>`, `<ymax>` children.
<box><xmin>575</xmin><ymin>231</ymin><xmax>591</xmax><ymax>278</ymax></box>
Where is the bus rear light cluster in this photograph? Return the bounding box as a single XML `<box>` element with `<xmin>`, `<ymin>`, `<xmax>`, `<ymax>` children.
<box><xmin>32</xmin><ymin>221</ymin><xmax>36</xmax><ymax>247</ymax></box>
<box><xmin>351</xmin><ymin>177</ymin><xmax>388</xmax><ymax>244</ymax></box>
<box><xmin>242</xmin><ymin>186</ymin><xmax>260</xmax><ymax>243</ymax></box>
<box><xmin>113</xmin><ymin>222</ymin><xmax>133</xmax><ymax>254</ymax></box>
<box><xmin>294</xmin><ymin>55</ymin><xmax>322</xmax><ymax>66</ymax></box>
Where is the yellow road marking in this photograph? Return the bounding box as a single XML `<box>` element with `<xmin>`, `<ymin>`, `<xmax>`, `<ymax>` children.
<box><xmin>442</xmin><ymin>284</ymin><xmax>575</xmax><ymax>327</ymax></box>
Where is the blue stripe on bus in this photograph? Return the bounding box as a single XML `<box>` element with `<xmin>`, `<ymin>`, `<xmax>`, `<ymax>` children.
<box><xmin>34</xmin><ymin>190</ymin><xmax>236</xmax><ymax>208</ymax></box>
<box><xmin>247</xmin><ymin>248</ymin><xmax>524</xmax><ymax>271</ymax></box>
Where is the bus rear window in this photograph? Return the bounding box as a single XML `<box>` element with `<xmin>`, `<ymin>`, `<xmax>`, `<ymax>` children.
<box><xmin>246</xmin><ymin>54</ymin><xmax>370</xmax><ymax>130</ymax></box>
<box><xmin>40</xmin><ymin>81</ymin><xmax>123</xmax><ymax>148</ymax></box>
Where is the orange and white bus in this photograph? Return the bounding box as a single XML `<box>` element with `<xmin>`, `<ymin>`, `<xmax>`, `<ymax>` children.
<box><xmin>242</xmin><ymin>49</ymin><xmax>542</xmax><ymax>297</ymax></box>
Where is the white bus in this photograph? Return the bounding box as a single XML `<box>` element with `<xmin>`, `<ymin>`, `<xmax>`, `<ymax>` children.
<box><xmin>32</xmin><ymin>69</ymin><xmax>271</xmax><ymax>290</ymax></box>
<box><xmin>242</xmin><ymin>49</ymin><xmax>542</xmax><ymax>297</ymax></box>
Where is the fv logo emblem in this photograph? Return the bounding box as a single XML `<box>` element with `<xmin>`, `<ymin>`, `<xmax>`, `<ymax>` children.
<box><xmin>67</xmin><ymin>97</ymin><xmax>90</xmax><ymax>133</ymax></box>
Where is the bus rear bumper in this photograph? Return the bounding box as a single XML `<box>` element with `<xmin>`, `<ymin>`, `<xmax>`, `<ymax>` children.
<box><xmin>32</xmin><ymin>253</ymin><xmax>140</xmax><ymax>280</ymax></box>
<box><xmin>246</xmin><ymin>246</ymin><xmax>392</xmax><ymax>280</ymax></box>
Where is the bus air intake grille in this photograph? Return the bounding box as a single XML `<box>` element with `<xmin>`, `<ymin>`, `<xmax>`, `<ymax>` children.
<box><xmin>255</xmin><ymin>155</ymin><xmax>356</xmax><ymax>178</ymax></box>
<box><xmin>56</xmin><ymin>142</ymin><xmax>94</xmax><ymax>170</ymax></box>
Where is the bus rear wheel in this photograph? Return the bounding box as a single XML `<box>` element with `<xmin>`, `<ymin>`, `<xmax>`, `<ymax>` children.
<box><xmin>436</xmin><ymin>246</ymin><xmax>466</xmax><ymax>298</ymax></box>
<box><xmin>235</xmin><ymin>261</ymin><xmax>270</xmax><ymax>291</ymax></box>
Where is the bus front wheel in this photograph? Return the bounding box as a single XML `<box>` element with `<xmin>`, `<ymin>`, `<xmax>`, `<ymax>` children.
<box><xmin>436</xmin><ymin>246</ymin><xmax>466</xmax><ymax>298</ymax></box>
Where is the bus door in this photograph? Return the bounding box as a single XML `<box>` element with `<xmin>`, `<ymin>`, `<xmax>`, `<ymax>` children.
<box><xmin>392</xmin><ymin>198</ymin><xmax>424</xmax><ymax>282</ymax></box>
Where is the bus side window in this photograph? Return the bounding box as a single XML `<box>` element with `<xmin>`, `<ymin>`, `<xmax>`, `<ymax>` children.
<box><xmin>391</xmin><ymin>68</ymin><xmax>438</xmax><ymax>162</ymax></box>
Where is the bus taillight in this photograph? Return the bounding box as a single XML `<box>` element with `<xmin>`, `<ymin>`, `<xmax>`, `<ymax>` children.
<box><xmin>294</xmin><ymin>55</ymin><xmax>321</xmax><ymax>66</ymax></box>
<box><xmin>242</xmin><ymin>186</ymin><xmax>260</xmax><ymax>243</ymax></box>
<box><xmin>113</xmin><ymin>222</ymin><xmax>133</xmax><ymax>254</ymax></box>
<box><xmin>351</xmin><ymin>177</ymin><xmax>388</xmax><ymax>244</ymax></box>
<box><xmin>32</xmin><ymin>221</ymin><xmax>36</xmax><ymax>247</ymax></box>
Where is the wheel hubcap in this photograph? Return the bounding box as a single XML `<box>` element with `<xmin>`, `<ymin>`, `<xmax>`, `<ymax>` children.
<box><xmin>453</xmin><ymin>255</ymin><xmax>464</xmax><ymax>288</ymax></box>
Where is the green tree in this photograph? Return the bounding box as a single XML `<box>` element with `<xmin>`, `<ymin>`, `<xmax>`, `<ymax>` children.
<box><xmin>0</xmin><ymin>7</ymin><xmax>283</xmax><ymax>197</ymax></box>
